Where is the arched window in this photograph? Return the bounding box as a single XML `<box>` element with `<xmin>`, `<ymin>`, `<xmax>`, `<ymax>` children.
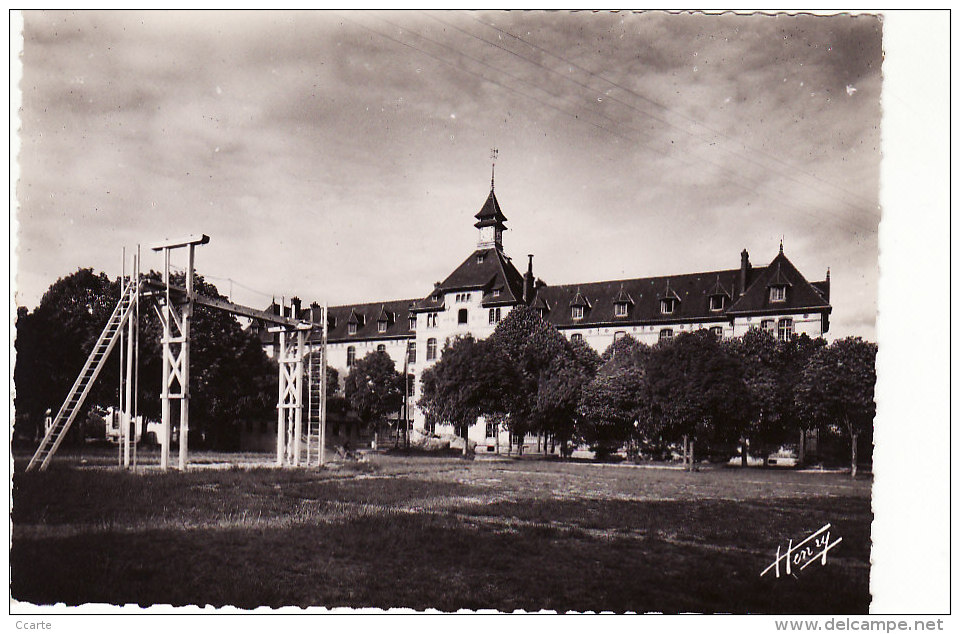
<box><xmin>777</xmin><ymin>318</ymin><xmax>794</xmax><ymax>341</ymax></box>
<box><xmin>570</xmin><ymin>333</ymin><xmax>583</xmax><ymax>343</ymax></box>
<box><xmin>458</xmin><ymin>309</ymin><xmax>468</xmax><ymax>325</ymax></box>
<box><xmin>346</xmin><ymin>346</ymin><xmax>356</xmax><ymax>367</ymax></box>
<box><xmin>710</xmin><ymin>326</ymin><xmax>724</xmax><ymax>338</ymax></box>
<box><xmin>426</xmin><ymin>338</ymin><xmax>438</xmax><ymax>361</ymax></box>
<box><xmin>659</xmin><ymin>328</ymin><xmax>674</xmax><ymax>341</ymax></box>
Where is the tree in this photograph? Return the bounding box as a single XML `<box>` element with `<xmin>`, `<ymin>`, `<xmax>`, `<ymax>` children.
<box><xmin>644</xmin><ymin>330</ymin><xmax>751</xmax><ymax>470</ymax></box>
<box><xmin>14</xmin><ymin>268</ymin><xmax>279</xmax><ymax>450</ymax></box>
<box><xmin>418</xmin><ymin>335</ymin><xmax>517</xmax><ymax>455</ymax></box>
<box><xmin>343</xmin><ymin>350</ymin><xmax>404</xmax><ymax>447</ymax></box>
<box><xmin>578</xmin><ymin>335</ymin><xmax>648</xmax><ymax>459</ymax></box>
<box><xmin>487</xmin><ymin>305</ymin><xmax>572</xmax><ymax>453</ymax></box>
<box><xmin>14</xmin><ymin>269</ymin><xmax>121</xmax><ymax>442</ymax></box>
<box><xmin>795</xmin><ymin>337</ymin><xmax>877</xmax><ymax>477</ymax></box>
<box><xmin>537</xmin><ymin>336</ymin><xmax>601</xmax><ymax>457</ymax></box>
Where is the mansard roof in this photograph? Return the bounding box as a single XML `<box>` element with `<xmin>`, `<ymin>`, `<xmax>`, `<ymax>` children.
<box><xmin>474</xmin><ymin>189</ymin><xmax>508</xmax><ymax>229</ymax></box>
<box><xmin>726</xmin><ymin>251</ymin><xmax>830</xmax><ymax>316</ymax></box>
<box><xmin>298</xmin><ymin>298</ymin><xmax>418</xmax><ymax>343</ymax></box>
<box><xmin>536</xmin><ymin>268</ymin><xmax>745</xmax><ymax>327</ymax></box>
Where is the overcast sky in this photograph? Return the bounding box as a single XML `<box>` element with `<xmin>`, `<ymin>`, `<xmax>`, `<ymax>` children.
<box><xmin>14</xmin><ymin>10</ymin><xmax>881</xmax><ymax>340</ymax></box>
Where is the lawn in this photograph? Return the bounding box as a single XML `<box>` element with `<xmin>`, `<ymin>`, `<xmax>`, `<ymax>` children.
<box><xmin>10</xmin><ymin>451</ymin><xmax>872</xmax><ymax>613</ymax></box>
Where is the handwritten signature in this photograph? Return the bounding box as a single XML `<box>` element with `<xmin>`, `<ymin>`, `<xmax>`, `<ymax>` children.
<box><xmin>761</xmin><ymin>523</ymin><xmax>843</xmax><ymax>578</ymax></box>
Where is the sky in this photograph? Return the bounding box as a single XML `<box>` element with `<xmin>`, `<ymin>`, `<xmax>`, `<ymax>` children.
<box><xmin>13</xmin><ymin>10</ymin><xmax>882</xmax><ymax>340</ymax></box>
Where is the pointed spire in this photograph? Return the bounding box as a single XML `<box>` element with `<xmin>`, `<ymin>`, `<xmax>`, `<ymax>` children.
<box><xmin>490</xmin><ymin>147</ymin><xmax>498</xmax><ymax>191</ymax></box>
<box><xmin>826</xmin><ymin>267</ymin><xmax>831</xmax><ymax>281</ymax></box>
<box><xmin>779</xmin><ymin>237</ymin><xmax>784</xmax><ymax>254</ymax></box>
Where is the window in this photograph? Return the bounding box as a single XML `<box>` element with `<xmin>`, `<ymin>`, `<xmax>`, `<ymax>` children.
<box><xmin>770</xmin><ymin>286</ymin><xmax>787</xmax><ymax>302</ymax></box>
<box><xmin>348</xmin><ymin>323</ymin><xmax>357</xmax><ymax>335</ymax></box>
<box><xmin>659</xmin><ymin>328</ymin><xmax>674</xmax><ymax>341</ymax></box>
<box><xmin>409</xmin><ymin>315</ymin><xmax>417</xmax><ymax>330</ymax></box>
<box><xmin>536</xmin><ymin>308</ymin><xmax>547</xmax><ymax>320</ymax></box>
<box><xmin>614</xmin><ymin>331</ymin><xmax>626</xmax><ymax>341</ymax></box>
<box><xmin>572</xmin><ymin>306</ymin><xmax>584</xmax><ymax>320</ymax></box>
<box><xmin>570</xmin><ymin>333</ymin><xmax>583</xmax><ymax>343</ymax></box>
<box><xmin>709</xmin><ymin>295</ymin><xmax>726</xmax><ymax>311</ymax></box>
<box><xmin>615</xmin><ymin>303</ymin><xmax>629</xmax><ymax>317</ymax></box>
<box><xmin>477</xmin><ymin>254</ymin><xmax>486</xmax><ymax>264</ymax></box>
<box><xmin>377</xmin><ymin>344</ymin><xmax>386</xmax><ymax>353</ymax></box>
<box><xmin>407</xmin><ymin>373</ymin><xmax>416</xmax><ymax>397</ymax></box>
<box><xmin>777</xmin><ymin>318</ymin><xmax>794</xmax><ymax>341</ymax></box>
<box><xmin>710</xmin><ymin>326</ymin><xmax>723</xmax><ymax>338</ymax></box>
<box><xmin>427</xmin><ymin>313</ymin><xmax>437</xmax><ymax>328</ymax></box>
<box><xmin>378</xmin><ymin>321</ymin><xmax>387</xmax><ymax>333</ymax></box>
<box><xmin>426</xmin><ymin>338</ymin><xmax>438</xmax><ymax>361</ymax></box>
<box><xmin>407</xmin><ymin>341</ymin><xmax>416</xmax><ymax>364</ymax></box>
<box><xmin>458</xmin><ymin>309</ymin><xmax>468</xmax><ymax>324</ymax></box>
<box><xmin>660</xmin><ymin>299</ymin><xmax>676</xmax><ymax>314</ymax></box>
<box><xmin>492</xmin><ymin>289</ymin><xmax>501</xmax><ymax>297</ymax></box>
<box><xmin>347</xmin><ymin>346</ymin><xmax>356</xmax><ymax>367</ymax></box>
<box><xmin>488</xmin><ymin>307</ymin><xmax>501</xmax><ymax>325</ymax></box>
<box><xmin>485</xmin><ymin>421</ymin><xmax>496</xmax><ymax>438</ymax></box>
<box><xmin>761</xmin><ymin>319</ymin><xmax>775</xmax><ymax>333</ymax></box>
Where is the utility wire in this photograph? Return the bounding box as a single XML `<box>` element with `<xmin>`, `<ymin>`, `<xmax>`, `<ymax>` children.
<box><xmin>364</xmin><ymin>14</ymin><xmax>876</xmax><ymax>235</ymax></box>
<box><xmin>465</xmin><ymin>12</ymin><xmax>880</xmax><ymax>214</ymax></box>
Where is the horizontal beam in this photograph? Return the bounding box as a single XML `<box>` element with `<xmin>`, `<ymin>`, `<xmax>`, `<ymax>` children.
<box><xmin>151</xmin><ymin>234</ymin><xmax>210</xmax><ymax>251</ymax></box>
<box><xmin>141</xmin><ymin>278</ymin><xmax>312</xmax><ymax>328</ymax></box>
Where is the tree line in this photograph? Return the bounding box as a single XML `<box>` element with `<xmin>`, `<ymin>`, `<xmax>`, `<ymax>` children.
<box><xmin>418</xmin><ymin>306</ymin><xmax>876</xmax><ymax>475</ymax></box>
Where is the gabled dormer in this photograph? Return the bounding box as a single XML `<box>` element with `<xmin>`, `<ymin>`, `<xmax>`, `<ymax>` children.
<box><xmin>707</xmin><ymin>276</ymin><xmax>732</xmax><ymax>312</ymax></box>
<box><xmin>612</xmin><ymin>284</ymin><xmax>635</xmax><ymax>318</ymax></box>
<box><xmin>346</xmin><ymin>308</ymin><xmax>365</xmax><ymax>335</ymax></box>
<box><xmin>570</xmin><ymin>288</ymin><xmax>591</xmax><ymax>321</ymax></box>
<box><xmin>531</xmin><ymin>294</ymin><xmax>551</xmax><ymax>321</ymax></box>
<box><xmin>376</xmin><ymin>305</ymin><xmax>395</xmax><ymax>333</ymax></box>
<box><xmin>659</xmin><ymin>281</ymin><xmax>681</xmax><ymax>315</ymax></box>
<box><xmin>766</xmin><ymin>263</ymin><xmax>793</xmax><ymax>304</ymax></box>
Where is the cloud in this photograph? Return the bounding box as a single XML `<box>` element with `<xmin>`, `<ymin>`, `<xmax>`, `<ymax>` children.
<box><xmin>15</xmin><ymin>10</ymin><xmax>882</xmax><ymax>340</ymax></box>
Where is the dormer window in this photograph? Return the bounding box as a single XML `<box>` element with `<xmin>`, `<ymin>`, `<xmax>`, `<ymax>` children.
<box><xmin>572</xmin><ymin>306</ymin><xmax>584</xmax><ymax>320</ymax></box>
<box><xmin>660</xmin><ymin>298</ymin><xmax>677</xmax><ymax>315</ymax></box>
<box><xmin>536</xmin><ymin>308</ymin><xmax>547</xmax><ymax>320</ymax></box>
<box><xmin>492</xmin><ymin>289</ymin><xmax>501</xmax><ymax>297</ymax></box>
<box><xmin>378</xmin><ymin>321</ymin><xmax>387</xmax><ymax>333</ymax></box>
<box><xmin>709</xmin><ymin>295</ymin><xmax>726</xmax><ymax>311</ymax></box>
<box><xmin>408</xmin><ymin>315</ymin><xmax>417</xmax><ymax>330</ymax></box>
<box><xmin>477</xmin><ymin>253</ymin><xmax>486</xmax><ymax>264</ymax></box>
<box><xmin>348</xmin><ymin>323</ymin><xmax>357</xmax><ymax>335</ymax></box>
<box><xmin>614</xmin><ymin>302</ymin><xmax>629</xmax><ymax>317</ymax></box>
<box><xmin>769</xmin><ymin>286</ymin><xmax>787</xmax><ymax>303</ymax></box>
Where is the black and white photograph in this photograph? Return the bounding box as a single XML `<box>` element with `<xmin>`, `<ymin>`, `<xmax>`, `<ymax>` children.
<box><xmin>6</xmin><ymin>9</ymin><xmax>950</xmax><ymax>620</ymax></box>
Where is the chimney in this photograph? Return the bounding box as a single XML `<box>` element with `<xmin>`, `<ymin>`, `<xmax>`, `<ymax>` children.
<box><xmin>523</xmin><ymin>254</ymin><xmax>535</xmax><ymax>303</ymax></box>
<box><xmin>290</xmin><ymin>296</ymin><xmax>302</xmax><ymax>318</ymax></box>
<box><xmin>739</xmin><ymin>249</ymin><xmax>751</xmax><ymax>296</ymax></box>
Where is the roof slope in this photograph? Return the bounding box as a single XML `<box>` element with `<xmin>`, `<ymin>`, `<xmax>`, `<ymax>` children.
<box><xmin>411</xmin><ymin>248</ymin><xmax>525</xmax><ymax>310</ymax></box>
<box><xmin>726</xmin><ymin>251</ymin><xmax>831</xmax><ymax>315</ymax></box>
<box><xmin>534</xmin><ymin>268</ymin><xmax>746</xmax><ymax>327</ymax></box>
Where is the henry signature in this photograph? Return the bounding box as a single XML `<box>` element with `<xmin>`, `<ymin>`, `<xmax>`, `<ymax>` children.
<box><xmin>761</xmin><ymin>523</ymin><xmax>843</xmax><ymax>578</ymax></box>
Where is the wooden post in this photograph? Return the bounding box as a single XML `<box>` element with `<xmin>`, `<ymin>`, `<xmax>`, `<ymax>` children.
<box><xmin>178</xmin><ymin>243</ymin><xmax>194</xmax><ymax>471</ymax></box>
<box><xmin>160</xmin><ymin>248</ymin><xmax>171</xmax><ymax>470</ymax></box>
<box><xmin>277</xmin><ymin>329</ymin><xmax>286</xmax><ymax>466</ymax></box>
<box><xmin>123</xmin><ymin>255</ymin><xmax>135</xmax><ymax>469</ymax></box>
<box><xmin>319</xmin><ymin>304</ymin><xmax>327</xmax><ymax>467</ymax></box>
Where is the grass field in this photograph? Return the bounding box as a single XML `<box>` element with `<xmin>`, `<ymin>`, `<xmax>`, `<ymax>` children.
<box><xmin>11</xmin><ymin>450</ymin><xmax>872</xmax><ymax>613</ymax></box>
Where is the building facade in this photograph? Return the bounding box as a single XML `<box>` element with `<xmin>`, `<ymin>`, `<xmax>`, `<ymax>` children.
<box><xmin>255</xmin><ymin>181</ymin><xmax>831</xmax><ymax>450</ymax></box>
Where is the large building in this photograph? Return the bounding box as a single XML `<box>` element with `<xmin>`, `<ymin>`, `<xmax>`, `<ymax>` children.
<box><xmin>254</xmin><ymin>179</ymin><xmax>831</xmax><ymax>450</ymax></box>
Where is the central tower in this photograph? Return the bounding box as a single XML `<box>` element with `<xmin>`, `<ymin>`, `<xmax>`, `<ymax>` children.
<box><xmin>474</xmin><ymin>162</ymin><xmax>507</xmax><ymax>251</ymax></box>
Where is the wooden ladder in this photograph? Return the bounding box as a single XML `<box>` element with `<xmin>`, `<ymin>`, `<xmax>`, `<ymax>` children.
<box><xmin>26</xmin><ymin>281</ymin><xmax>138</xmax><ymax>472</ymax></box>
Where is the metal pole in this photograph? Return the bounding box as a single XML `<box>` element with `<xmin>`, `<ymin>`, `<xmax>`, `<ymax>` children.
<box><xmin>179</xmin><ymin>243</ymin><xmax>194</xmax><ymax>470</ymax></box>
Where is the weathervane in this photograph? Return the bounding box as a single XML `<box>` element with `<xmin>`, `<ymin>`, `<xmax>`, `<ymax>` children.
<box><xmin>490</xmin><ymin>147</ymin><xmax>498</xmax><ymax>191</ymax></box>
